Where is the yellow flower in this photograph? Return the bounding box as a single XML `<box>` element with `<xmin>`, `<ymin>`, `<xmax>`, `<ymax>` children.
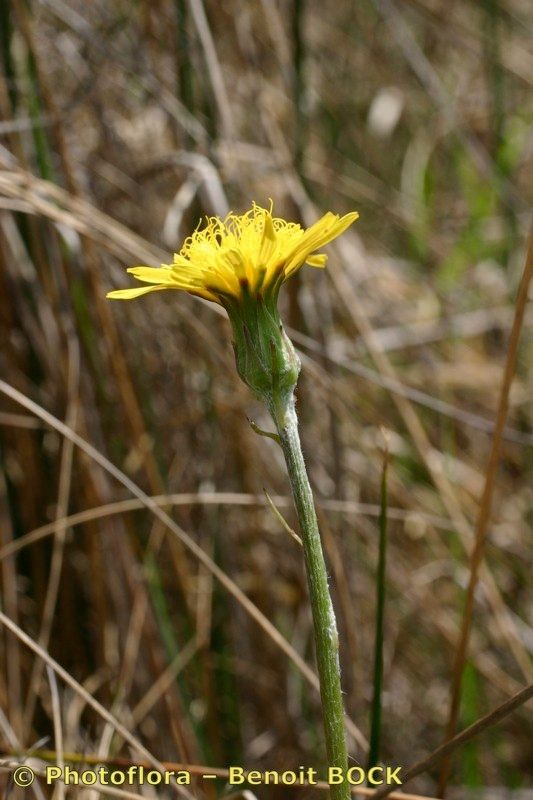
<box><xmin>107</xmin><ymin>203</ymin><xmax>358</xmax><ymax>305</ymax></box>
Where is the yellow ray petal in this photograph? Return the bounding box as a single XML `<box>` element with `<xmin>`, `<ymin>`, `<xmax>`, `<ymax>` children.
<box><xmin>185</xmin><ymin>286</ymin><xmax>221</xmax><ymax>302</ymax></box>
<box><xmin>197</xmin><ymin>256</ymin><xmax>240</xmax><ymax>296</ymax></box>
<box><xmin>107</xmin><ymin>285</ymin><xmax>170</xmax><ymax>300</ymax></box>
<box><xmin>258</xmin><ymin>212</ymin><xmax>277</xmax><ymax>268</ymax></box>
<box><xmin>127</xmin><ymin>266</ymin><xmax>176</xmax><ymax>284</ymax></box>
<box><xmin>107</xmin><ymin>204</ymin><xmax>358</xmax><ymax>306</ymax></box>
<box><xmin>131</xmin><ymin>265</ymin><xmax>198</xmax><ymax>289</ymax></box>
<box><xmin>305</xmin><ymin>253</ymin><xmax>327</xmax><ymax>268</ymax></box>
<box><xmin>284</xmin><ymin>212</ymin><xmax>358</xmax><ymax>278</ymax></box>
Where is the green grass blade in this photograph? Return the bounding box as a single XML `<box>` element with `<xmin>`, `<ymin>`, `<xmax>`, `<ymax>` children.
<box><xmin>368</xmin><ymin>444</ymin><xmax>389</xmax><ymax>770</ymax></box>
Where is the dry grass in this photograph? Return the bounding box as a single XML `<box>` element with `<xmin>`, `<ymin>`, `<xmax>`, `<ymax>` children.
<box><xmin>0</xmin><ymin>1</ymin><xmax>532</xmax><ymax>799</ymax></box>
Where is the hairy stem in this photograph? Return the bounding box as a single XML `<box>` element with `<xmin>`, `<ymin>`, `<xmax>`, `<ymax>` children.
<box><xmin>273</xmin><ymin>397</ymin><xmax>350</xmax><ymax>800</ymax></box>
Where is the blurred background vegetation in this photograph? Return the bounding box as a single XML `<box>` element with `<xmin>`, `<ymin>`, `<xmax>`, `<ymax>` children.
<box><xmin>0</xmin><ymin>0</ymin><xmax>531</xmax><ymax>797</ymax></box>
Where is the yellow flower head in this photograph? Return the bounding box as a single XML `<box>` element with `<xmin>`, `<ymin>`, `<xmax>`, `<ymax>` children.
<box><xmin>107</xmin><ymin>203</ymin><xmax>358</xmax><ymax>306</ymax></box>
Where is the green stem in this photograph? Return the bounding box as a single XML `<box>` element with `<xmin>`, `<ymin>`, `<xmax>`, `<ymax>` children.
<box><xmin>368</xmin><ymin>450</ymin><xmax>388</xmax><ymax>770</ymax></box>
<box><xmin>273</xmin><ymin>397</ymin><xmax>350</xmax><ymax>800</ymax></box>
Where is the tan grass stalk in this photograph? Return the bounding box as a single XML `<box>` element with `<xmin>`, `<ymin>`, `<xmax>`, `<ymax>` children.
<box><xmin>0</xmin><ymin>378</ymin><xmax>368</xmax><ymax>751</ymax></box>
<box><xmin>373</xmin><ymin>682</ymin><xmax>533</xmax><ymax>800</ymax></box>
<box><xmin>23</xmin><ymin>339</ymin><xmax>79</xmax><ymax>736</ymax></box>
<box><xmin>0</xmin><ymin>611</ymin><xmax>195</xmax><ymax>800</ymax></box>
<box><xmin>437</xmin><ymin>228</ymin><xmax>533</xmax><ymax>796</ymax></box>
<box><xmin>326</xmin><ymin>233</ymin><xmax>532</xmax><ymax>682</ymax></box>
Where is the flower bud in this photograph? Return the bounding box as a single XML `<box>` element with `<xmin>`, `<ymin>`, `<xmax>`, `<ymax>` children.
<box><xmin>226</xmin><ymin>290</ymin><xmax>300</xmax><ymax>426</ymax></box>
